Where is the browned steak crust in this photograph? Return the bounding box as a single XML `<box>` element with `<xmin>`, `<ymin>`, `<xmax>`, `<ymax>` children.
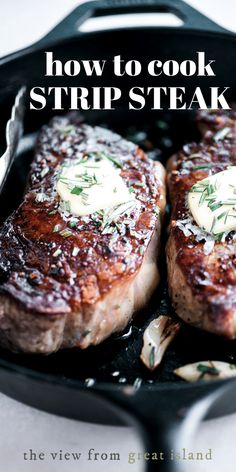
<box><xmin>167</xmin><ymin>112</ymin><xmax>236</xmax><ymax>339</ymax></box>
<box><xmin>197</xmin><ymin>108</ymin><xmax>236</xmax><ymax>138</ymax></box>
<box><xmin>0</xmin><ymin>116</ymin><xmax>165</xmax><ymax>352</ymax></box>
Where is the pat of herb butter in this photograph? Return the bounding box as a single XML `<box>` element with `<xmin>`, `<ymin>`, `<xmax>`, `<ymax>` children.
<box><xmin>57</xmin><ymin>159</ymin><xmax>135</xmax><ymax>216</ymax></box>
<box><xmin>188</xmin><ymin>167</ymin><xmax>236</xmax><ymax>235</ymax></box>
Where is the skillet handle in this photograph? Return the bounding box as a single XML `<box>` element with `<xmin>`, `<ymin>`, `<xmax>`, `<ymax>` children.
<box><xmin>100</xmin><ymin>380</ymin><xmax>236</xmax><ymax>472</ymax></box>
<box><xmin>35</xmin><ymin>0</ymin><xmax>228</xmax><ymax>48</ymax></box>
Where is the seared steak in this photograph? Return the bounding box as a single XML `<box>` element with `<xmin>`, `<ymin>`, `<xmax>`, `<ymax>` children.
<box><xmin>0</xmin><ymin>116</ymin><xmax>166</xmax><ymax>353</ymax></box>
<box><xmin>167</xmin><ymin>111</ymin><xmax>236</xmax><ymax>338</ymax></box>
<box><xmin>197</xmin><ymin>108</ymin><xmax>236</xmax><ymax>138</ymax></box>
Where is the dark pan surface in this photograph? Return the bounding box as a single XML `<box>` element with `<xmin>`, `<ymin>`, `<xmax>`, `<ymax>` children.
<box><xmin>1</xmin><ymin>109</ymin><xmax>236</xmax><ymax>391</ymax></box>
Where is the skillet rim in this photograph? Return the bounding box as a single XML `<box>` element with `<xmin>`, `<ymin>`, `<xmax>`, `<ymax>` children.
<box><xmin>0</xmin><ymin>24</ymin><xmax>236</xmax><ymax>396</ymax></box>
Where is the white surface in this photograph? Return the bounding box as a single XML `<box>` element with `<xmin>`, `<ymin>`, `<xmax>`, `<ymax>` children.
<box><xmin>0</xmin><ymin>1</ymin><xmax>236</xmax><ymax>472</ymax></box>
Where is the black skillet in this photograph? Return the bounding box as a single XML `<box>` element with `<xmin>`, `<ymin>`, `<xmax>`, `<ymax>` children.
<box><xmin>1</xmin><ymin>1</ymin><xmax>236</xmax><ymax>471</ymax></box>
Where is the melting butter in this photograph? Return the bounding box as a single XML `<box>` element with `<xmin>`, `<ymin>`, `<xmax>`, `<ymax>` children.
<box><xmin>188</xmin><ymin>167</ymin><xmax>236</xmax><ymax>235</ymax></box>
<box><xmin>57</xmin><ymin>158</ymin><xmax>135</xmax><ymax>216</ymax></box>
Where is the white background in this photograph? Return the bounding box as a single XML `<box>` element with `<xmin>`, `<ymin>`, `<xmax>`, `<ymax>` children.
<box><xmin>0</xmin><ymin>1</ymin><xmax>236</xmax><ymax>471</ymax></box>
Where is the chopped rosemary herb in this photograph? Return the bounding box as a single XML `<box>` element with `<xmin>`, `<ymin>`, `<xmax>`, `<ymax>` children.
<box><xmin>208</xmin><ymin>201</ymin><xmax>223</xmax><ymax>212</ymax></box>
<box><xmin>217</xmin><ymin>211</ymin><xmax>228</xmax><ymax>221</ymax></box>
<box><xmin>191</xmin><ymin>176</ymin><xmax>236</xmax><ymax>237</ymax></box>
<box><xmin>52</xmin><ymin>248</ymin><xmax>62</xmax><ymax>257</ymax></box>
<box><xmin>221</xmin><ymin>199</ymin><xmax>236</xmax><ymax>205</ymax></box>
<box><xmin>69</xmin><ymin>220</ymin><xmax>77</xmax><ymax>228</ymax></box>
<box><xmin>59</xmin><ymin>200</ymin><xmax>71</xmax><ymax>213</ymax></box>
<box><xmin>101</xmin><ymin>201</ymin><xmax>137</xmax><ymax>233</ymax></box>
<box><xmin>197</xmin><ymin>363</ymin><xmax>220</xmax><ymax>378</ymax></box>
<box><xmin>82</xmin><ymin>329</ymin><xmax>91</xmax><ymax>337</ymax></box>
<box><xmin>214</xmin><ymin>232</ymin><xmax>225</xmax><ymax>242</ymax></box>
<box><xmin>81</xmin><ymin>192</ymin><xmax>89</xmax><ymax>205</ymax></box>
<box><xmin>35</xmin><ymin>193</ymin><xmax>47</xmax><ymax>203</ymax></box>
<box><xmin>149</xmin><ymin>346</ymin><xmax>155</xmax><ymax>369</ymax></box>
<box><xmin>40</xmin><ymin>166</ymin><xmax>49</xmax><ymax>178</ymax></box>
<box><xmin>52</xmin><ymin>224</ymin><xmax>61</xmax><ymax>233</ymax></box>
<box><xmin>100</xmin><ymin>152</ymin><xmax>122</xmax><ymax>169</ymax></box>
<box><xmin>60</xmin><ymin>125</ymin><xmax>75</xmax><ymax>135</ymax></box>
<box><xmin>210</xmin><ymin>216</ymin><xmax>216</xmax><ymax>232</ymax></box>
<box><xmin>213</xmin><ymin>127</ymin><xmax>231</xmax><ymax>142</ymax></box>
<box><xmin>71</xmin><ymin>186</ymin><xmax>83</xmax><ymax>195</ymax></box>
<box><xmin>199</xmin><ymin>188</ymin><xmax>208</xmax><ymax>206</ymax></box>
<box><xmin>81</xmin><ymin>164</ymin><xmax>100</xmax><ymax>169</ymax></box>
<box><xmin>188</xmin><ymin>153</ymin><xmax>203</xmax><ymax>159</ymax></box>
<box><xmin>75</xmin><ymin>171</ymin><xmax>98</xmax><ymax>184</ymax></box>
<box><xmin>224</xmin><ymin>211</ymin><xmax>230</xmax><ymax>224</ymax></box>
<box><xmin>83</xmin><ymin>151</ymin><xmax>122</xmax><ymax>168</ymax></box>
<box><xmin>60</xmin><ymin>170</ymin><xmax>100</xmax><ymax>201</ymax></box>
<box><xmin>72</xmin><ymin>246</ymin><xmax>79</xmax><ymax>257</ymax></box>
<box><xmin>75</xmin><ymin>157</ymin><xmax>89</xmax><ymax>165</ymax></box>
<box><xmin>193</xmin><ymin>164</ymin><xmax>215</xmax><ymax>170</ymax></box>
<box><xmin>59</xmin><ymin>228</ymin><xmax>73</xmax><ymax>238</ymax></box>
<box><xmin>156</xmin><ymin>119</ymin><xmax>168</xmax><ymax>130</ymax></box>
<box><xmin>139</xmin><ymin>245</ymin><xmax>145</xmax><ymax>256</ymax></box>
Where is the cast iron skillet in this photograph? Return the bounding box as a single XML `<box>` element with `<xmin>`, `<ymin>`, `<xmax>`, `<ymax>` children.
<box><xmin>1</xmin><ymin>1</ymin><xmax>236</xmax><ymax>471</ymax></box>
